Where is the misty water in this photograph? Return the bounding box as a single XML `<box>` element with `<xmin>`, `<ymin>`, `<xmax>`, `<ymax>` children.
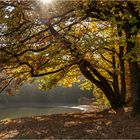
<box><xmin>0</xmin><ymin>83</ymin><xmax>93</xmax><ymax>120</ymax></box>
<box><xmin>0</xmin><ymin>105</ymin><xmax>86</xmax><ymax>120</ymax></box>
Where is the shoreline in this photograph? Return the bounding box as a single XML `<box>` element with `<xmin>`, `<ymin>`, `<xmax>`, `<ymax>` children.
<box><xmin>0</xmin><ymin>103</ymin><xmax>102</xmax><ymax>121</ymax></box>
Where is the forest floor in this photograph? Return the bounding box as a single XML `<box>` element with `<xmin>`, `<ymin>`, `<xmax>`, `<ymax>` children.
<box><xmin>0</xmin><ymin>106</ymin><xmax>140</xmax><ymax>139</ymax></box>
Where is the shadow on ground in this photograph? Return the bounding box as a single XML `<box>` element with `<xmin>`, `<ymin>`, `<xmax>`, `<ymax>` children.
<box><xmin>0</xmin><ymin>110</ymin><xmax>140</xmax><ymax>139</ymax></box>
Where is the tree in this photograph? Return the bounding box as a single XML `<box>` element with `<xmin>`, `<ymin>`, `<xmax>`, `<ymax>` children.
<box><xmin>0</xmin><ymin>0</ymin><xmax>140</xmax><ymax>115</ymax></box>
<box><xmin>84</xmin><ymin>0</ymin><xmax>140</xmax><ymax>115</ymax></box>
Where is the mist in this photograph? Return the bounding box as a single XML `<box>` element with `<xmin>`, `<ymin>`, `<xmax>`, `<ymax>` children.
<box><xmin>0</xmin><ymin>82</ymin><xmax>94</xmax><ymax>108</ymax></box>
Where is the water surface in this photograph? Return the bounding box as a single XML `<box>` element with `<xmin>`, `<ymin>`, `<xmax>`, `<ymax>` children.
<box><xmin>0</xmin><ymin>105</ymin><xmax>87</xmax><ymax>120</ymax></box>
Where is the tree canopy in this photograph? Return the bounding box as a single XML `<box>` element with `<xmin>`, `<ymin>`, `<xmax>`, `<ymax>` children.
<box><xmin>0</xmin><ymin>0</ymin><xmax>140</xmax><ymax>116</ymax></box>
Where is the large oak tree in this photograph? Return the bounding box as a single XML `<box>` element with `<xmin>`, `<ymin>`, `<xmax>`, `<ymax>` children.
<box><xmin>0</xmin><ymin>0</ymin><xmax>140</xmax><ymax>115</ymax></box>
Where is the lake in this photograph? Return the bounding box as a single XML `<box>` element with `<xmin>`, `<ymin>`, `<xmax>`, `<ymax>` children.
<box><xmin>0</xmin><ymin>105</ymin><xmax>89</xmax><ymax>120</ymax></box>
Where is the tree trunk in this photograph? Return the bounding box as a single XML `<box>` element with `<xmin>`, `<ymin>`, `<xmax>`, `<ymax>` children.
<box><xmin>129</xmin><ymin>61</ymin><xmax>140</xmax><ymax>116</ymax></box>
<box><xmin>79</xmin><ymin>59</ymin><xmax>123</xmax><ymax>110</ymax></box>
<box><xmin>112</xmin><ymin>49</ymin><xmax>120</xmax><ymax>101</ymax></box>
<box><xmin>117</xmin><ymin>26</ymin><xmax>127</xmax><ymax>105</ymax></box>
<box><xmin>125</xmin><ymin>31</ymin><xmax>140</xmax><ymax>116</ymax></box>
<box><xmin>119</xmin><ymin>45</ymin><xmax>126</xmax><ymax>105</ymax></box>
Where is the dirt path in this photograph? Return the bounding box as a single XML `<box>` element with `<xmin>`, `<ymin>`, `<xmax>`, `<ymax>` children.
<box><xmin>0</xmin><ymin>110</ymin><xmax>140</xmax><ymax>139</ymax></box>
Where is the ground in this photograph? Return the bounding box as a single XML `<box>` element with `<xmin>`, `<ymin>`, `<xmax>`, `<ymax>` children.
<box><xmin>0</xmin><ymin>107</ymin><xmax>140</xmax><ymax>139</ymax></box>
